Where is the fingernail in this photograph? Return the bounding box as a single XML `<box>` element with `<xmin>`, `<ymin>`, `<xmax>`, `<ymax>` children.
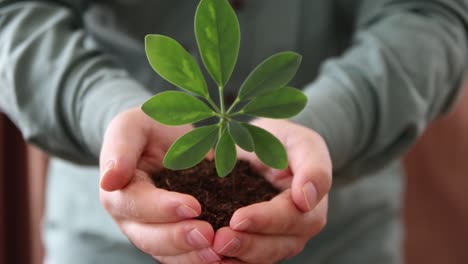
<box><xmin>219</xmin><ymin>237</ymin><xmax>241</xmax><ymax>255</ymax></box>
<box><xmin>198</xmin><ymin>248</ymin><xmax>221</xmax><ymax>263</ymax></box>
<box><xmin>232</xmin><ymin>218</ymin><xmax>251</xmax><ymax>231</ymax></box>
<box><xmin>103</xmin><ymin>160</ymin><xmax>115</xmax><ymax>175</ymax></box>
<box><xmin>302</xmin><ymin>182</ymin><xmax>317</xmax><ymax>211</ymax></box>
<box><xmin>100</xmin><ymin>160</ymin><xmax>115</xmax><ymax>188</ymax></box>
<box><xmin>176</xmin><ymin>204</ymin><xmax>199</xmax><ymax>218</ymax></box>
<box><xmin>187</xmin><ymin>229</ymin><xmax>210</xmax><ymax>248</ymax></box>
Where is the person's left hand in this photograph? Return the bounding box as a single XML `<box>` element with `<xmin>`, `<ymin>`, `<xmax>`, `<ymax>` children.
<box><xmin>211</xmin><ymin>119</ymin><xmax>332</xmax><ymax>263</ymax></box>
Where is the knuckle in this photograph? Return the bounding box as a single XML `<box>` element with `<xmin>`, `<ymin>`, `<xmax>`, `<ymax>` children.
<box><xmin>100</xmin><ymin>192</ymin><xmax>134</xmax><ymax>220</ymax></box>
<box><xmin>233</xmin><ymin>235</ymin><xmax>251</xmax><ymax>258</ymax></box>
<box><xmin>171</xmin><ymin>225</ymin><xmax>191</xmax><ymax>252</ymax></box>
<box><xmin>121</xmin><ymin>196</ymin><xmax>139</xmax><ymax>218</ymax></box>
<box><xmin>307</xmin><ymin>211</ymin><xmax>327</xmax><ymax>236</ymax></box>
<box><xmin>273</xmin><ymin>196</ymin><xmax>297</xmax><ymax>232</ymax></box>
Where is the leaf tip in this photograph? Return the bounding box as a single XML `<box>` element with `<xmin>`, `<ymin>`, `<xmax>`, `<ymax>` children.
<box><xmin>216</xmin><ymin>166</ymin><xmax>232</xmax><ymax>178</ymax></box>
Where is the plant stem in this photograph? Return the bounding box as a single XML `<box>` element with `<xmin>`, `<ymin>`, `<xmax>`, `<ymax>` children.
<box><xmin>206</xmin><ymin>97</ymin><xmax>221</xmax><ymax>113</ymax></box>
<box><xmin>217</xmin><ymin>119</ymin><xmax>227</xmax><ymax>141</ymax></box>
<box><xmin>226</xmin><ymin>97</ymin><xmax>240</xmax><ymax>114</ymax></box>
<box><xmin>229</xmin><ymin>110</ymin><xmax>245</xmax><ymax>117</ymax></box>
<box><xmin>219</xmin><ymin>85</ymin><xmax>225</xmax><ymax>115</ymax></box>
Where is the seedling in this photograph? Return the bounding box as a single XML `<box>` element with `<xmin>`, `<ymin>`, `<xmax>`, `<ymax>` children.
<box><xmin>142</xmin><ymin>0</ymin><xmax>307</xmax><ymax>177</ymax></box>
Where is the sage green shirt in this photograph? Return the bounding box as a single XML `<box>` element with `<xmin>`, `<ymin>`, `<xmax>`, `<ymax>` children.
<box><xmin>1</xmin><ymin>0</ymin><xmax>467</xmax><ymax>263</ymax></box>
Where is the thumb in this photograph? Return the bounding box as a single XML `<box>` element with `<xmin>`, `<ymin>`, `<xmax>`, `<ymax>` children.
<box><xmin>99</xmin><ymin>110</ymin><xmax>148</xmax><ymax>191</ymax></box>
<box><xmin>289</xmin><ymin>132</ymin><xmax>332</xmax><ymax>213</ymax></box>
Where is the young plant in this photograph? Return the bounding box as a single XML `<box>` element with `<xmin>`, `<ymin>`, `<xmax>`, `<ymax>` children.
<box><xmin>142</xmin><ymin>0</ymin><xmax>307</xmax><ymax>177</ymax></box>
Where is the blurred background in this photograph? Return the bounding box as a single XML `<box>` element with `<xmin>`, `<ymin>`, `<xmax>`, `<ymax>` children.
<box><xmin>1</xmin><ymin>82</ymin><xmax>467</xmax><ymax>264</ymax></box>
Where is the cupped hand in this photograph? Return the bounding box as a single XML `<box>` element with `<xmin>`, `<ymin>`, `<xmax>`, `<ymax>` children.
<box><xmin>212</xmin><ymin>118</ymin><xmax>332</xmax><ymax>264</ymax></box>
<box><xmin>99</xmin><ymin>107</ymin><xmax>221</xmax><ymax>263</ymax></box>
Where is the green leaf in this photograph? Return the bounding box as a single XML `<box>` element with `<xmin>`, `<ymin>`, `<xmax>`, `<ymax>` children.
<box><xmin>164</xmin><ymin>125</ymin><xmax>218</xmax><ymax>170</ymax></box>
<box><xmin>195</xmin><ymin>0</ymin><xmax>240</xmax><ymax>87</ymax></box>
<box><xmin>242</xmin><ymin>87</ymin><xmax>307</xmax><ymax>118</ymax></box>
<box><xmin>228</xmin><ymin>120</ymin><xmax>254</xmax><ymax>152</ymax></box>
<box><xmin>141</xmin><ymin>91</ymin><xmax>216</xmax><ymax>126</ymax></box>
<box><xmin>145</xmin><ymin>34</ymin><xmax>208</xmax><ymax>97</ymax></box>
<box><xmin>215</xmin><ymin>128</ymin><xmax>237</xmax><ymax>177</ymax></box>
<box><xmin>238</xmin><ymin>52</ymin><xmax>302</xmax><ymax>100</ymax></box>
<box><xmin>244</xmin><ymin>124</ymin><xmax>288</xmax><ymax>169</ymax></box>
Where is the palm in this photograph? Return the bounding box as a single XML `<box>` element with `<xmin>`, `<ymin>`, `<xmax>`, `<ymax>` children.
<box><xmin>135</xmin><ymin>122</ymin><xmax>192</xmax><ymax>176</ymax></box>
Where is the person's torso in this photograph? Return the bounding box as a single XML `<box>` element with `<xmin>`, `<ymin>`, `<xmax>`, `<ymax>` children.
<box><xmin>45</xmin><ymin>1</ymin><xmax>403</xmax><ymax>263</ymax></box>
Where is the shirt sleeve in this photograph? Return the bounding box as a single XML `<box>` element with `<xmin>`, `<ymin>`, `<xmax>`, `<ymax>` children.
<box><xmin>292</xmin><ymin>0</ymin><xmax>468</xmax><ymax>181</ymax></box>
<box><xmin>0</xmin><ymin>1</ymin><xmax>152</xmax><ymax>164</ymax></box>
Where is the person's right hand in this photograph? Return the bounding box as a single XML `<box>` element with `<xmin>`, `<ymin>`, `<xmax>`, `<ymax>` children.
<box><xmin>99</xmin><ymin>107</ymin><xmax>221</xmax><ymax>263</ymax></box>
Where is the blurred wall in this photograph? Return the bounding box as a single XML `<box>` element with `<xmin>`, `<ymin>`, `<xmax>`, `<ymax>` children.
<box><xmin>0</xmin><ymin>114</ymin><xmax>31</xmax><ymax>264</ymax></box>
<box><xmin>404</xmin><ymin>82</ymin><xmax>468</xmax><ymax>263</ymax></box>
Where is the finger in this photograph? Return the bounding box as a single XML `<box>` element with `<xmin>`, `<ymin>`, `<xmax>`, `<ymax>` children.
<box><xmin>213</xmin><ymin>228</ymin><xmax>304</xmax><ymax>263</ymax></box>
<box><xmin>287</xmin><ymin>131</ymin><xmax>332</xmax><ymax>212</ymax></box>
<box><xmin>238</xmin><ymin>127</ymin><xmax>332</xmax><ymax>212</ymax></box>
<box><xmin>229</xmin><ymin>190</ymin><xmax>328</xmax><ymax>236</ymax></box>
<box><xmin>122</xmin><ymin>220</ymin><xmax>215</xmax><ymax>256</ymax></box>
<box><xmin>100</xmin><ymin>110</ymin><xmax>152</xmax><ymax>191</ymax></box>
<box><xmin>239</xmin><ymin>119</ymin><xmax>333</xmax><ymax>211</ymax></box>
<box><xmin>236</xmin><ymin>149</ymin><xmax>292</xmax><ymax>191</ymax></box>
<box><xmin>100</xmin><ymin>170</ymin><xmax>201</xmax><ymax>223</ymax></box>
<box><xmin>155</xmin><ymin>249</ymin><xmax>221</xmax><ymax>264</ymax></box>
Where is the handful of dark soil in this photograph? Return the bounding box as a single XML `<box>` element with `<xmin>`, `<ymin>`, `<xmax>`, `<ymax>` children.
<box><xmin>151</xmin><ymin>160</ymin><xmax>279</xmax><ymax>230</ymax></box>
